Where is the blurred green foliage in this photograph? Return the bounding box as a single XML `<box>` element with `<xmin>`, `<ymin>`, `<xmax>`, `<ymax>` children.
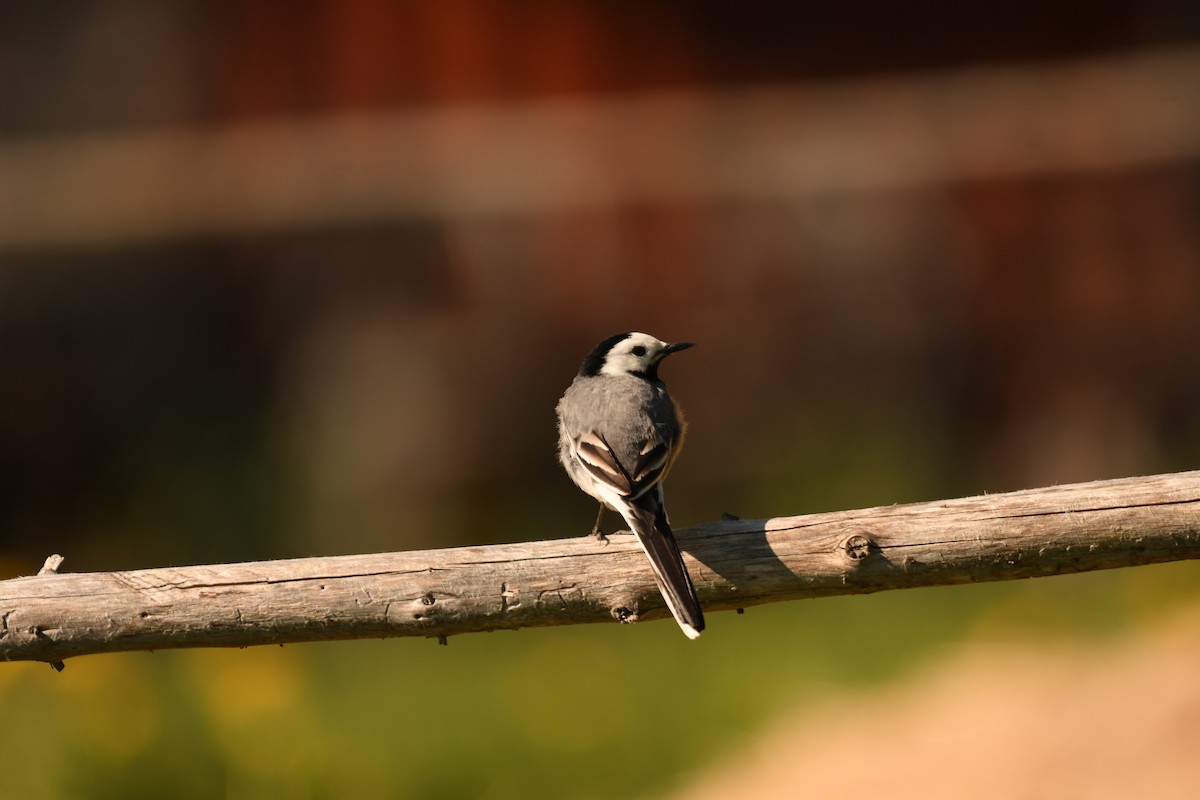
<box><xmin>4</xmin><ymin>558</ymin><xmax>1198</xmax><ymax>800</ymax></box>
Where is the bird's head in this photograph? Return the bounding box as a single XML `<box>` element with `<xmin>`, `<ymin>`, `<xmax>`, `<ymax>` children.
<box><xmin>579</xmin><ymin>332</ymin><xmax>694</xmax><ymax>381</ymax></box>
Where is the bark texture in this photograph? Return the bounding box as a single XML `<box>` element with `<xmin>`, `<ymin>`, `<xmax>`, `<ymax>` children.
<box><xmin>3</xmin><ymin>472</ymin><xmax>1199</xmax><ymax>665</ymax></box>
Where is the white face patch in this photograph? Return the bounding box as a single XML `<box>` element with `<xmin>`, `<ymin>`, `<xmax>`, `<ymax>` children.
<box><xmin>599</xmin><ymin>332</ymin><xmax>668</xmax><ymax>377</ymax></box>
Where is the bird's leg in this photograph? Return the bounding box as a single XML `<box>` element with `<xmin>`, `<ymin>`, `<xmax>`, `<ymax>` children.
<box><xmin>591</xmin><ymin>505</ymin><xmax>609</xmax><ymax>545</ymax></box>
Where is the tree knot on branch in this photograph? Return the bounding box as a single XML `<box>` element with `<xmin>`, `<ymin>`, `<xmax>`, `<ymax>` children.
<box><xmin>612</xmin><ymin>606</ymin><xmax>637</xmax><ymax>624</ymax></box>
<box><xmin>842</xmin><ymin>533</ymin><xmax>877</xmax><ymax>562</ymax></box>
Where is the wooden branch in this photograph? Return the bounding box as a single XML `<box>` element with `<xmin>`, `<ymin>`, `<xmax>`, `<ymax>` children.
<box><xmin>3</xmin><ymin>471</ymin><xmax>1200</xmax><ymax>666</ymax></box>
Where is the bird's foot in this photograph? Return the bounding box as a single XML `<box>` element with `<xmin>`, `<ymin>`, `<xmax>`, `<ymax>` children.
<box><xmin>590</xmin><ymin>505</ymin><xmax>609</xmax><ymax>545</ymax></box>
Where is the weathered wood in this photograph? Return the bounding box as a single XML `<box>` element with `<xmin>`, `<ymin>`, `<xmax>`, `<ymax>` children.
<box><xmin>2</xmin><ymin>471</ymin><xmax>1199</xmax><ymax>665</ymax></box>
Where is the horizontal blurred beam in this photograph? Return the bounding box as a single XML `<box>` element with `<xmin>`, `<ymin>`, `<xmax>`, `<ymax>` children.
<box><xmin>2</xmin><ymin>471</ymin><xmax>1199</xmax><ymax>665</ymax></box>
<box><xmin>1</xmin><ymin>46</ymin><xmax>1199</xmax><ymax>250</ymax></box>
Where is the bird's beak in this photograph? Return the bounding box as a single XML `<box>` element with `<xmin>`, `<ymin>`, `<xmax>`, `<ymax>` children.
<box><xmin>663</xmin><ymin>341</ymin><xmax>695</xmax><ymax>355</ymax></box>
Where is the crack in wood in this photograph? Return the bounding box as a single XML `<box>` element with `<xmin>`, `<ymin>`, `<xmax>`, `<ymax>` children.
<box><xmin>978</xmin><ymin>497</ymin><xmax>1200</xmax><ymax>521</ymax></box>
<box><xmin>884</xmin><ymin>538</ymin><xmax>979</xmax><ymax>549</ymax></box>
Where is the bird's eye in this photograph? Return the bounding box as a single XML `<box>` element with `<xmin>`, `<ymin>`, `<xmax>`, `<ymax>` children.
<box><xmin>631</xmin><ymin>345</ymin><xmax>647</xmax><ymax>357</ymax></box>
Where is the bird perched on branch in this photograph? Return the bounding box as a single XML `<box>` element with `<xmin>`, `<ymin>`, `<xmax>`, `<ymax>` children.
<box><xmin>556</xmin><ymin>332</ymin><xmax>705</xmax><ymax>639</ymax></box>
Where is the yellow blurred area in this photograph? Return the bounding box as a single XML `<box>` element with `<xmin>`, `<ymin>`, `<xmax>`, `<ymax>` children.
<box><xmin>183</xmin><ymin>647</ymin><xmax>307</xmax><ymax>726</ymax></box>
<box><xmin>52</xmin><ymin>656</ymin><xmax>166</xmax><ymax>762</ymax></box>
<box><xmin>503</xmin><ymin>635</ymin><xmax>633</xmax><ymax>753</ymax></box>
<box><xmin>181</xmin><ymin>646</ymin><xmax>322</xmax><ymax>789</ymax></box>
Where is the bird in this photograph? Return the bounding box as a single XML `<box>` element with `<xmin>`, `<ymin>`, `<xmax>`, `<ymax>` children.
<box><xmin>556</xmin><ymin>332</ymin><xmax>705</xmax><ymax>639</ymax></box>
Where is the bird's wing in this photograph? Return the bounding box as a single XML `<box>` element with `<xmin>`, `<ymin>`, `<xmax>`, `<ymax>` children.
<box><xmin>574</xmin><ymin>430</ymin><xmax>670</xmax><ymax>502</ymax></box>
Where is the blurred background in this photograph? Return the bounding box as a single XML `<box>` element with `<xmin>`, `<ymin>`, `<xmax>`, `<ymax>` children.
<box><xmin>3</xmin><ymin>1</ymin><xmax>1200</xmax><ymax>797</ymax></box>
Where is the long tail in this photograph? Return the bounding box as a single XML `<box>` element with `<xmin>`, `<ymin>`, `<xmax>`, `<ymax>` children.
<box><xmin>620</xmin><ymin>491</ymin><xmax>705</xmax><ymax>639</ymax></box>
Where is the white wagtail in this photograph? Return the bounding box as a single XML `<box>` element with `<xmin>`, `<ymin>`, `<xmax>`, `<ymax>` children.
<box><xmin>557</xmin><ymin>332</ymin><xmax>705</xmax><ymax>639</ymax></box>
